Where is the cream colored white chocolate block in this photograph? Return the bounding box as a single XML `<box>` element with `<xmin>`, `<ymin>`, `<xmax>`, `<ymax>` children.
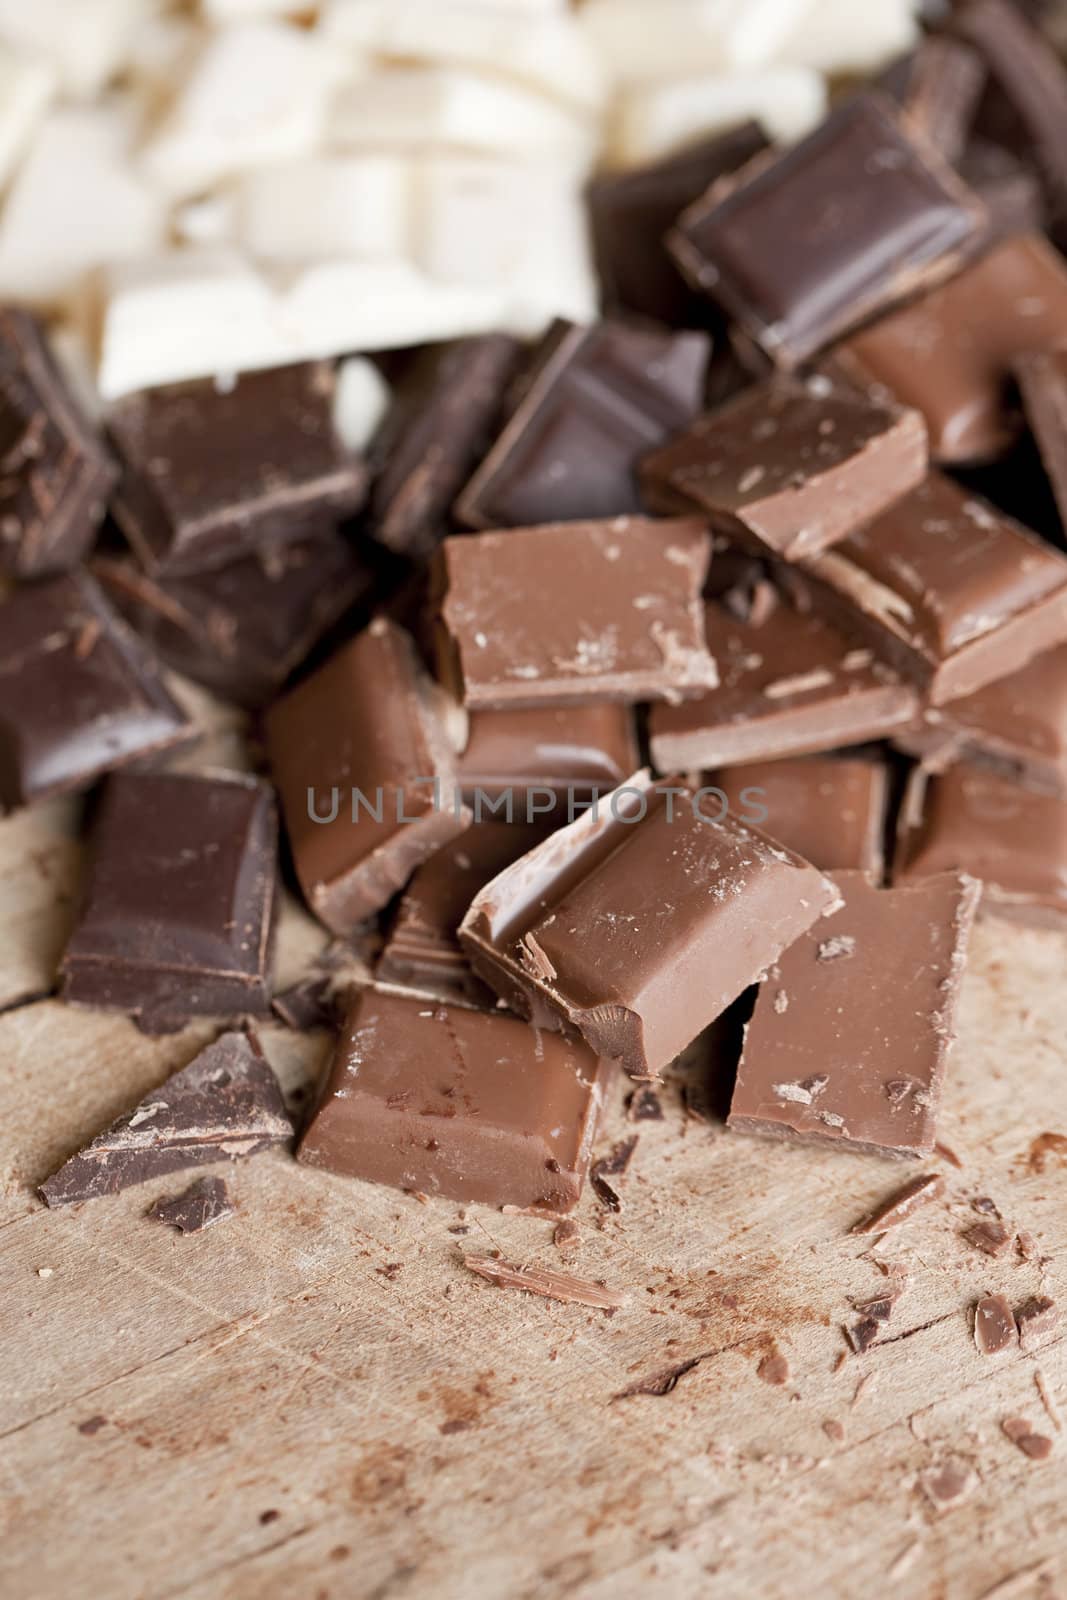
<box><xmin>610</xmin><ymin>65</ymin><xmax>827</xmax><ymax>165</ymax></box>
<box><xmin>231</xmin><ymin>156</ymin><xmax>413</xmax><ymax>262</ymax></box>
<box><xmin>332</xmin><ymin>357</ymin><xmax>390</xmax><ymax>454</ymax></box>
<box><xmin>580</xmin><ymin>0</ymin><xmax>811</xmax><ymax>82</ymax></box>
<box><xmin>776</xmin><ymin>0</ymin><xmax>919</xmax><ymax>73</ymax></box>
<box><xmin>0</xmin><ymin>0</ymin><xmax>142</xmax><ymax>96</ymax></box>
<box><xmin>0</xmin><ymin>42</ymin><xmax>54</xmax><ymax>191</ymax></box>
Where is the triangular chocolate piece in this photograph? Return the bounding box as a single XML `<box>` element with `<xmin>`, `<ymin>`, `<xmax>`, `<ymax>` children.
<box><xmin>40</xmin><ymin>1030</ymin><xmax>292</xmax><ymax>1207</ymax></box>
<box><xmin>148</xmin><ymin>1176</ymin><xmax>235</xmax><ymax>1234</ymax></box>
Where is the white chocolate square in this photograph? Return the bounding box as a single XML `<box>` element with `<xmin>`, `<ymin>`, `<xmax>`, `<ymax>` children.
<box><xmin>0</xmin><ymin>0</ymin><xmax>142</xmax><ymax>97</ymax></box>
<box><xmin>0</xmin><ymin>42</ymin><xmax>55</xmax><ymax>191</ymax></box>
<box><xmin>776</xmin><ymin>0</ymin><xmax>919</xmax><ymax>73</ymax></box>
<box><xmin>610</xmin><ymin>66</ymin><xmax>827</xmax><ymax>166</ymax></box>
<box><xmin>580</xmin><ymin>0</ymin><xmax>810</xmax><ymax>83</ymax></box>
<box><xmin>231</xmin><ymin>156</ymin><xmax>414</xmax><ymax>262</ymax></box>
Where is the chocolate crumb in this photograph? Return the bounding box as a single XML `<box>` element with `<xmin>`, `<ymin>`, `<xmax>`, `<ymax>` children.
<box><xmin>822</xmin><ymin>1419</ymin><xmax>845</xmax><ymax>1444</ymax></box>
<box><xmin>757</xmin><ymin>1345</ymin><xmax>790</xmax><ymax>1385</ymax></box>
<box><xmin>613</xmin><ymin>1355</ymin><xmax>707</xmax><ymax>1400</ymax></box>
<box><xmin>77</xmin><ymin>1416</ymin><xmax>108</xmax><ymax>1436</ymax></box>
<box><xmin>626</xmin><ymin>1086</ymin><xmax>663</xmax><ymax>1122</ymax></box>
<box><xmin>553</xmin><ymin>1219</ymin><xmax>580</xmax><ymax>1255</ymax></box>
<box><xmin>1026</xmin><ymin>1131</ymin><xmax>1067</xmax><ymax>1174</ymax></box>
<box><xmin>590</xmin><ymin>1137</ymin><xmax>638</xmax><ymax>1212</ymax></box>
<box><xmin>462</xmin><ymin>1255</ymin><xmax>625</xmax><ymax>1312</ymax></box>
<box><xmin>845</xmin><ymin>1317</ymin><xmax>881</xmax><ymax>1355</ymax></box>
<box><xmin>1016</xmin><ymin>1295</ymin><xmax>1058</xmax><ymax>1353</ymax></box>
<box><xmin>849</xmin><ymin>1292</ymin><xmax>899</xmax><ymax>1323</ymax></box>
<box><xmin>962</xmin><ymin>1219</ymin><xmax>1013</xmax><ymax>1257</ymax></box>
<box><xmin>1001</xmin><ymin>1417</ymin><xmax>1053</xmax><ymax>1461</ymax></box>
<box><xmin>851</xmin><ymin>1173</ymin><xmax>944</xmax><ymax>1234</ymax></box>
<box><xmin>147</xmin><ymin>1175</ymin><xmax>235</xmax><ymax>1234</ymax></box>
<box><xmin>971</xmin><ymin>1196</ymin><xmax>1000</xmax><ymax>1216</ymax></box>
<box><xmin>920</xmin><ymin>1455</ymin><xmax>977</xmax><ymax>1512</ymax></box>
<box><xmin>974</xmin><ymin>1293</ymin><xmax>1017</xmax><ymax>1356</ymax></box>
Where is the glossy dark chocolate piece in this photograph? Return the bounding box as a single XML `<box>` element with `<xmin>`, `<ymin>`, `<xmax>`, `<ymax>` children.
<box><xmin>832</xmin><ymin>236</ymin><xmax>1067</xmax><ymax>464</ymax></box>
<box><xmin>669</xmin><ymin>94</ymin><xmax>987</xmax><ymax>370</ymax></box>
<box><xmin>369</xmin><ymin>334</ymin><xmax>522</xmax><ymax>558</ymax></box>
<box><xmin>895</xmin><ymin>764</ymin><xmax>1067</xmax><ymax>928</ymax></box>
<box><xmin>1014</xmin><ymin>346</ymin><xmax>1067</xmax><ymax>531</ymax></box>
<box><xmin>93</xmin><ymin>531</ymin><xmax>381</xmax><ymax>711</ymax></box>
<box><xmin>648</xmin><ymin>589</ymin><xmax>917</xmax><ymax>771</ymax></box>
<box><xmin>0</xmin><ymin>571</ymin><xmax>192</xmax><ymax>813</ymax></box>
<box><xmin>715</xmin><ymin>757</ymin><xmax>889</xmax><ymax>876</ymax></box>
<box><xmin>436</xmin><ymin>516</ymin><xmax>716</xmax><ymax>709</ymax></box>
<box><xmin>587</xmin><ymin>122</ymin><xmax>768</xmax><ymax>328</ymax></box>
<box><xmin>455</xmin><ymin>320</ymin><xmax>710</xmax><ymax>530</ymax></box>
<box><xmin>880</xmin><ymin>38</ymin><xmax>986</xmax><ymax>162</ymax></box>
<box><xmin>40</xmin><ymin>1030</ymin><xmax>291</xmax><ymax>1206</ymax></box>
<box><xmin>894</xmin><ymin>644</ymin><xmax>1067</xmax><ymax>795</ymax></box>
<box><xmin>148</xmin><ymin>1175</ymin><xmax>236</xmax><ymax>1233</ymax></box>
<box><xmin>0</xmin><ymin>309</ymin><xmax>116</xmax><ymax>578</ymax></box>
<box><xmin>956</xmin><ymin>0</ymin><xmax>1067</xmax><ymax>210</ymax></box>
<box><xmin>729</xmin><ymin>870</ymin><xmax>980</xmax><ymax>1157</ymax></box>
<box><xmin>267</xmin><ymin>618</ymin><xmax>470</xmax><ymax>936</ymax></box>
<box><xmin>61</xmin><ymin>772</ymin><xmax>278</xmax><ymax>1029</ymax></box>
<box><xmin>376</xmin><ymin>819</ymin><xmax>553</xmax><ymax>1002</ymax></box>
<box><xmin>459</xmin><ymin>771</ymin><xmax>839</xmax><ymax>1079</ymax></box>
<box><xmin>640</xmin><ymin>374</ymin><xmax>928</xmax><ymax>561</ymax></box>
<box><xmin>457</xmin><ymin>702</ymin><xmax>639</xmax><ymax>813</ymax></box>
<box><xmin>298</xmin><ymin>986</ymin><xmax>610</xmax><ymax>1213</ymax></box>
<box><xmin>108</xmin><ymin>361</ymin><xmax>367</xmax><ymax>577</ymax></box>
<box><xmin>798</xmin><ymin>473</ymin><xmax>1067</xmax><ymax>704</ymax></box>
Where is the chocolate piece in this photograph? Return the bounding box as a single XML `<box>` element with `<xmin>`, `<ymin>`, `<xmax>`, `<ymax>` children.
<box><xmin>267</xmin><ymin>618</ymin><xmax>470</xmax><ymax>936</ymax></box>
<box><xmin>894</xmin><ymin>645</ymin><xmax>1067</xmax><ymax>797</ymax></box>
<box><xmin>896</xmin><ymin>765</ymin><xmax>1067</xmax><ymax>929</ymax></box>
<box><xmin>369</xmin><ymin>335</ymin><xmax>522</xmax><ymax>559</ymax></box>
<box><xmin>852</xmin><ymin>1173</ymin><xmax>946</xmax><ymax>1233</ymax></box>
<box><xmin>148</xmin><ymin>1175</ymin><xmax>236</xmax><ymax>1234</ymax></box>
<box><xmin>1015</xmin><ymin>347</ymin><xmax>1067</xmax><ymax>532</ymax></box>
<box><xmin>1016</xmin><ymin>1295</ymin><xmax>1058</xmax><ymax>1352</ymax></box>
<box><xmin>436</xmin><ymin>517</ymin><xmax>716</xmax><ymax>710</ymax></box>
<box><xmin>61</xmin><ymin>772</ymin><xmax>278</xmax><ymax>1028</ymax></box>
<box><xmin>958</xmin><ymin>140</ymin><xmax>1046</xmax><ymax>243</ymax></box>
<box><xmin>715</xmin><ymin>758</ymin><xmax>889</xmax><ymax>875</ymax></box>
<box><xmin>647</xmin><ymin>591</ymin><xmax>917</xmax><ymax>771</ymax></box>
<box><xmin>798</xmin><ymin>474</ymin><xmax>1067</xmax><ymax>705</ymax></box>
<box><xmin>956</xmin><ymin>0</ymin><xmax>1067</xmax><ymax>211</ymax></box>
<box><xmin>642</xmin><ymin>375</ymin><xmax>927</xmax><ymax>562</ymax></box>
<box><xmin>0</xmin><ymin>571</ymin><xmax>192</xmax><ymax>813</ymax></box>
<box><xmin>845</xmin><ymin>1317</ymin><xmax>882</xmax><ymax>1355</ymax></box>
<box><xmin>975</xmin><ymin>1292</ymin><xmax>1018</xmax><ymax>1355</ymax></box>
<box><xmin>457</xmin><ymin>702</ymin><xmax>639</xmax><ymax>814</ymax></box>
<box><xmin>108</xmin><ymin>362</ymin><xmax>367</xmax><ymax>577</ymax></box>
<box><xmin>455</xmin><ymin>320</ymin><xmax>710</xmax><ymax>531</ymax></box>
<box><xmin>589</xmin><ymin>1135</ymin><xmax>638</xmax><ymax>1213</ymax></box>
<box><xmin>669</xmin><ymin>94</ymin><xmax>987</xmax><ymax>370</ymax></box>
<box><xmin>587</xmin><ymin>123</ymin><xmax>769</xmax><ymax>329</ymax></box>
<box><xmin>626</xmin><ymin>1085</ymin><xmax>663</xmax><ymax>1122</ymax></box>
<box><xmin>831</xmin><ymin>236</ymin><xmax>1067</xmax><ymax>464</ymax></box>
<box><xmin>920</xmin><ymin>1456</ymin><xmax>978</xmax><ymax>1511</ymax></box>
<box><xmin>1001</xmin><ymin>1417</ymin><xmax>1053</xmax><ymax>1460</ymax></box>
<box><xmin>963</xmin><ymin>1219</ymin><xmax>1013</xmax><ymax>1256</ymax></box>
<box><xmin>880</xmin><ymin>39</ymin><xmax>986</xmax><ymax>163</ymax></box>
<box><xmin>729</xmin><ymin>872</ymin><xmax>979</xmax><ymax>1158</ymax></box>
<box><xmin>460</xmin><ymin>770</ymin><xmax>839</xmax><ymax>1079</ymax></box>
<box><xmin>376</xmin><ymin>820</ymin><xmax>552</xmax><ymax>1002</ymax></box>
<box><xmin>270</xmin><ymin>976</ymin><xmax>343</xmax><ymax>1033</ymax></box>
<box><xmin>93</xmin><ymin>533</ymin><xmax>381</xmax><ymax>711</ymax></box>
<box><xmin>297</xmin><ymin>986</ymin><xmax>610</xmax><ymax>1213</ymax></box>
<box><xmin>40</xmin><ymin>1030</ymin><xmax>291</xmax><ymax>1206</ymax></box>
<box><xmin>0</xmin><ymin>309</ymin><xmax>116</xmax><ymax>578</ymax></box>
<box><xmin>462</xmin><ymin>1255</ymin><xmax>625</xmax><ymax>1312</ymax></box>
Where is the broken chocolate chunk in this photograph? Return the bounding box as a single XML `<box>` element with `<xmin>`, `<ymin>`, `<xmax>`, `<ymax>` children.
<box><xmin>974</xmin><ymin>1292</ymin><xmax>1018</xmax><ymax>1355</ymax></box>
<box><xmin>148</xmin><ymin>1175</ymin><xmax>236</xmax><ymax>1234</ymax></box>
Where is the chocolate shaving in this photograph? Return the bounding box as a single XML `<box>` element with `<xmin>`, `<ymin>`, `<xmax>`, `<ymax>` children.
<box><xmin>590</xmin><ymin>1136</ymin><xmax>639</xmax><ymax>1212</ymax></box>
<box><xmin>553</xmin><ymin>1219</ymin><xmax>581</xmax><ymax>1255</ymax></box>
<box><xmin>851</xmin><ymin>1173</ymin><xmax>944</xmax><ymax>1234</ymax></box>
<box><xmin>1001</xmin><ymin>1417</ymin><xmax>1053</xmax><ymax>1461</ymax></box>
<box><xmin>845</xmin><ymin>1317</ymin><xmax>882</xmax><ymax>1355</ymax></box>
<box><xmin>974</xmin><ymin>1293</ymin><xmax>1018</xmax><ymax>1356</ymax></box>
<box><xmin>962</xmin><ymin>1219</ymin><xmax>1013</xmax><ymax>1257</ymax></box>
<box><xmin>147</xmin><ymin>1175</ymin><xmax>235</xmax><ymax>1234</ymax></box>
<box><xmin>756</xmin><ymin>1345</ymin><xmax>791</xmax><ymax>1385</ymax></box>
<box><xmin>920</xmin><ymin>1455</ymin><xmax>978</xmax><ymax>1512</ymax></box>
<box><xmin>1016</xmin><ymin>1295</ymin><xmax>1058</xmax><ymax>1353</ymax></box>
<box><xmin>613</xmin><ymin>1355</ymin><xmax>707</xmax><ymax>1400</ymax></box>
<box><xmin>462</xmin><ymin>1255</ymin><xmax>625</xmax><ymax>1312</ymax></box>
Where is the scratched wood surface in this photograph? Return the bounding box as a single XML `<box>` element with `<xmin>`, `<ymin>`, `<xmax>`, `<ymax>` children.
<box><xmin>0</xmin><ymin>683</ymin><xmax>1065</xmax><ymax>1600</ymax></box>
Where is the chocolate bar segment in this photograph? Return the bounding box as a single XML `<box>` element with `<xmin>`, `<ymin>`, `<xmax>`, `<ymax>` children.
<box><xmin>108</xmin><ymin>362</ymin><xmax>367</xmax><ymax>577</ymax></box>
<box><xmin>669</xmin><ymin>94</ymin><xmax>987</xmax><ymax>370</ymax></box>
<box><xmin>376</xmin><ymin>819</ymin><xmax>553</xmax><ymax>1003</ymax></box>
<box><xmin>728</xmin><ymin>870</ymin><xmax>980</xmax><ymax>1158</ymax></box>
<box><xmin>715</xmin><ymin>757</ymin><xmax>889</xmax><ymax>876</ymax></box>
<box><xmin>798</xmin><ymin>473</ymin><xmax>1067</xmax><ymax>704</ymax></box>
<box><xmin>455</xmin><ymin>320</ymin><xmax>710</xmax><ymax>531</ymax></box>
<box><xmin>93</xmin><ymin>532</ymin><xmax>381</xmax><ymax>711</ymax></box>
<box><xmin>895</xmin><ymin>764</ymin><xmax>1067</xmax><ymax>929</ymax></box>
<box><xmin>1014</xmin><ymin>346</ymin><xmax>1067</xmax><ymax>531</ymax></box>
<box><xmin>0</xmin><ymin>571</ymin><xmax>192</xmax><ymax>813</ymax></box>
<box><xmin>457</xmin><ymin>702</ymin><xmax>639</xmax><ymax>814</ymax></box>
<box><xmin>648</xmin><ymin>589</ymin><xmax>917</xmax><ymax>772</ymax></box>
<box><xmin>640</xmin><ymin>375</ymin><xmax>927</xmax><ymax>561</ymax></box>
<box><xmin>460</xmin><ymin>771</ymin><xmax>839</xmax><ymax>1079</ymax></box>
<box><xmin>61</xmin><ymin>771</ymin><xmax>278</xmax><ymax>1030</ymax></box>
<box><xmin>894</xmin><ymin>644</ymin><xmax>1067</xmax><ymax>796</ymax></box>
<box><xmin>0</xmin><ymin>309</ymin><xmax>116</xmax><ymax>578</ymax></box>
<box><xmin>298</xmin><ymin>986</ymin><xmax>610</xmax><ymax>1214</ymax></box>
<box><xmin>587</xmin><ymin>122</ymin><xmax>769</xmax><ymax>329</ymax></box>
<box><xmin>832</xmin><ymin>236</ymin><xmax>1067</xmax><ymax>464</ymax></box>
<box><xmin>436</xmin><ymin>516</ymin><xmax>716</xmax><ymax>710</ymax></box>
<box><xmin>40</xmin><ymin>1030</ymin><xmax>291</xmax><ymax>1206</ymax></box>
<box><xmin>267</xmin><ymin>618</ymin><xmax>470</xmax><ymax>936</ymax></box>
<box><xmin>369</xmin><ymin>334</ymin><xmax>522</xmax><ymax>559</ymax></box>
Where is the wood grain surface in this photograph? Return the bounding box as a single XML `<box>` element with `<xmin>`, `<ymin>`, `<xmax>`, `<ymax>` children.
<box><xmin>0</xmin><ymin>685</ymin><xmax>1064</xmax><ymax>1600</ymax></box>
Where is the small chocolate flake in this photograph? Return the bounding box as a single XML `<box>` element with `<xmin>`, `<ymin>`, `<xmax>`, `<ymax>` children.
<box><xmin>553</xmin><ymin>1218</ymin><xmax>580</xmax><ymax>1254</ymax></box>
<box><xmin>77</xmin><ymin>1416</ymin><xmax>108</xmax><ymax>1436</ymax></box>
<box><xmin>851</xmin><ymin>1174</ymin><xmax>944</xmax><ymax>1234</ymax></box>
<box><xmin>462</xmin><ymin>1255</ymin><xmax>625</xmax><ymax>1312</ymax></box>
<box><xmin>613</xmin><ymin>1355</ymin><xmax>707</xmax><ymax>1400</ymax></box>
<box><xmin>148</xmin><ymin>1175</ymin><xmax>235</xmax><ymax>1235</ymax></box>
<box><xmin>920</xmin><ymin>1455</ymin><xmax>977</xmax><ymax>1512</ymax></box>
<box><xmin>962</xmin><ymin>1219</ymin><xmax>1013</xmax><ymax>1257</ymax></box>
<box><xmin>626</xmin><ymin>1086</ymin><xmax>663</xmax><ymax>1122</ymax></box>
<box><xmin>1016</xmin><ymin>1296</ymin><xmax>1058</xmax><ymax>1353</ymax></box>
<box><xmin>822</xmin><ymin>1418</ymin><xmax>845</xmax><ymax>1444</ymax></box>
<box><xmin>591</xmin><ymin>1137</ymin><xmax>638</xmax><ymax>1212</ymax></box>
<box><xmin>1001</xmin><ymin>1417</ymin><xmax>1053</xmax><ymax>1461</ymax></box>
<box><xmin>845</xmin><ymin>1317</ymin><xmax>881</xmax><ymax>1355</ymax></box>
<box><xmin>849</xmin><ymin>1292</ymin><xmax>898</xmax><ymax>1323</ymax></box>
<box><xmin>974</xmin><ymin>1293</ymin><xmax>1017</xmax><ymax>1356</ymax></box>
<box><xmin>1026</xmin><ymin>1131</ymin><xmax>1067</xmax><ymax>1174</ymax></box>
<box><xmin>757</xmin><ymin>1345</ymin><xmax>790</xmax><ymax>1385</ymax></box>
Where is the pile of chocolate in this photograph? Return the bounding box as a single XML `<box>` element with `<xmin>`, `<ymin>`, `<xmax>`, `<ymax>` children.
<box><xmin>10</xmin><ymin>0</ymin><xmax>1067</xmax><ymax>1218</ymax></box>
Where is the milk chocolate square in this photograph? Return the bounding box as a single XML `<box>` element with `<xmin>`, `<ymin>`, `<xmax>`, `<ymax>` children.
<box><xmin>729</xmin><ymin>870</ymin><xmax>980</xmax><ymax>1157</ymax></box>
<box><xmin>715</xmin><ymin>757</ymin><xmax>889</xmax><ymax>876</ymax></box>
